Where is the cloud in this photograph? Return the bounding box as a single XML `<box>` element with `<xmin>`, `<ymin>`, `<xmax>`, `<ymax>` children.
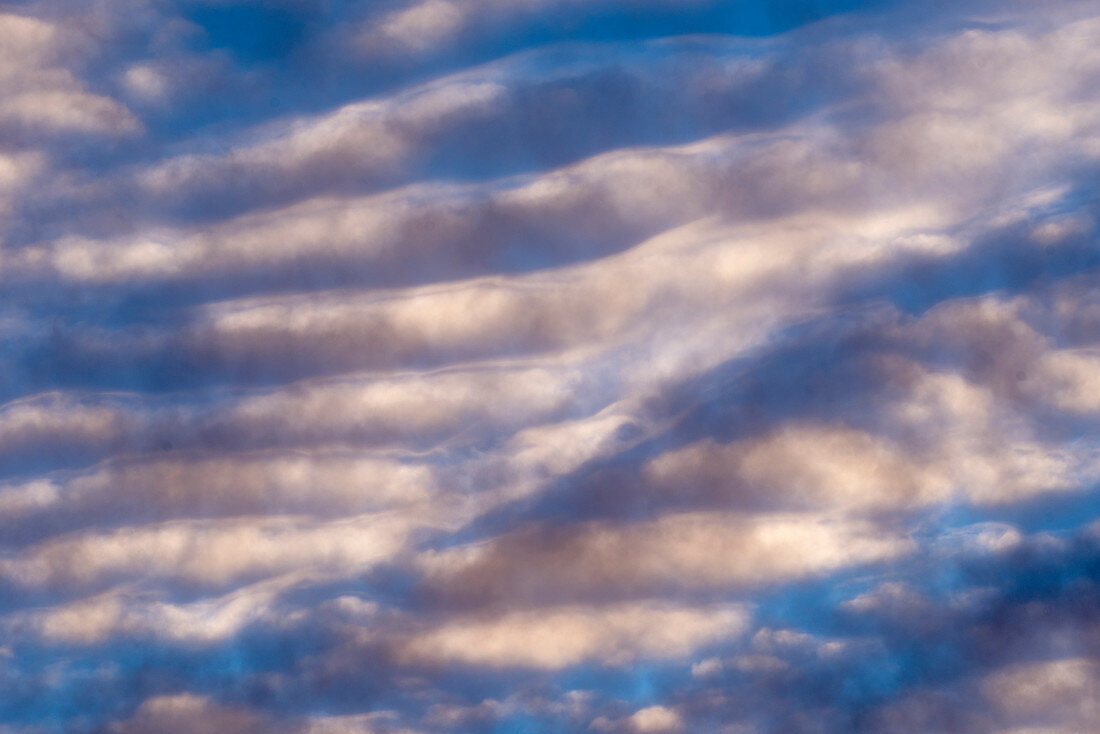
<box><xmin>626</xmin><ymin>705</ymin><xmax>684</xmax><ymax>733</ymax></box>
<box><xmin>645</xmin><ymin>423</ymin><xmax>951</xmax><ymax>510</ymax></box>
<box><xmin>0</xmin><ymin>450</ymin><xmax>437</xmax><ymax>529</ymax></box>
<box><xmin>1</xmin><ymin>512</ymin><xmax>418</xmax><ymax>591</ymax></box>
<box><xmin>106</xmin><ymin>694</ymin><xmax>259</xmax><ymax>734</ymax></box>
<box><xmin>644</xmin><ymin>373</ymin><xmax>1093</xmax><ymax>511</ymax></box>
<box><xmin>3</xmin><ymin>0</ymin><xmax>1100</xmax><ymax>732</ymax></box>
<box><xmin>397</xmin><ymin>601</ymin><xmax>749</xmax><ymax>669</ymax></box>
<box><xmin>982</xmin><ymin>658</ymin><xmax>1100</xmax><ymax>728</ymax></box>
<box><xmin>373</xmin><ymin>1</ymin><xmax>466</xmax><ymax>53</ymax></box>
<box><xmin>5</xmin><ymin>574</ymin><xmax>306</xmax><ymax>645</ymax></box>
<box><xmin>593</xmin><ymin>704</ymin><xmax>686</xmax><ymax>733</ymax></box>
<box><xmin>0</xmin><ymin>12</ymin><xmax>140</xmax><ymax>140</ymax></box>
<box><xmin>418</xmin><ymin>511</ymin><xmax>911</xmax><ymax>604</ymax></box>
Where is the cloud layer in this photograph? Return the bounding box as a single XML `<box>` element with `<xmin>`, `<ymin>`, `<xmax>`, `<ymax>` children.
<box><xmin>1</xmin><ymin>0</ymin><xmax>1100</xmax><ymax>732</ymax></box>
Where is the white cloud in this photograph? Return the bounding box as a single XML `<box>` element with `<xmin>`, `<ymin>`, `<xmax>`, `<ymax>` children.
<box><xmin>419</xmin><ymin>511</ymin><xmax>911</xmax><ymax>600</ymax></box>
<box><xmin>0</xmin><ymin>12</ymin><xmax>139</xmax><ymax>138</ymax></box>
<box><xmin>375</xmin><ymin>0</ymin><xmax>466</xmax><ymax>52</ymax></box>
<box><xmin>983</xmin><ymin>658</ymin><xmax>1100</xmax><ymax>729</ymax></box>
<box><xmin>1</xmin><ymin>512</ymin><xmax>419</xmax><ymax>589</ymax></box>
<box><xmin>0</xmin><ymin>450</ymin><xmax>437</xmax><ymax>521</ymax></box>
<box><xmin>626</xmin><ymin>705</ymin><xmax>683</xmax><ymax>733</ymax></box>
<box><xmin>398</xmin><ymin>600</ymin><xmax>749</xmax><ymax>669</ymax></box>
<box><xmin>105</xmin><ymin>693</ymin><xmax>266</xmax><ymax>734</ymax></box>
<box><xmin>0</xmin><ymin>392</ymin><xmax>129</xmax><ymax>451</ymax></box>
<box><xmin>8</xmin><ymin>574</ymin><xmax>302</xmax><ymax>645</ymax></box>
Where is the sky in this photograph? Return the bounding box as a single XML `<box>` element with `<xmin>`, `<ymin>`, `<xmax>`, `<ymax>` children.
<box><xmin>1</xmin><ymin>0</ymin><xmax>1100</xmax><ymax>732</ymax></box>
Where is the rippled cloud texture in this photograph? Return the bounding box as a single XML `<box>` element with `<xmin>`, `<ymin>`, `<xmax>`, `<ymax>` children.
<box><xmin>2</xmin><ymin>0</ymin><xmax>1100</xmax><ymax>732</ymax></box>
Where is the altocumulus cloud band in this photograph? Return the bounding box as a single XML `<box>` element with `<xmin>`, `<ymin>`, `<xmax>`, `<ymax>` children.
<box><xmin>1</xmin><ymin>1</ymin><xmax>1099</xmax><ymax>732</ymax></box>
